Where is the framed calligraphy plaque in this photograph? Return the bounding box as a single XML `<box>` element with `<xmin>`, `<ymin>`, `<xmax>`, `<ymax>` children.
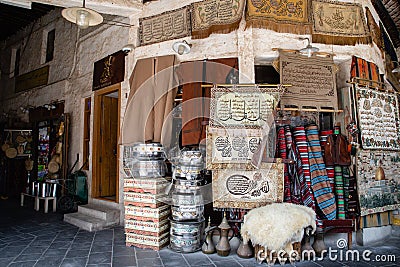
<box><xmin>280</xmin><ymin>52</ymin><xmax>338</xmax><ymax>110</ymax></box>
<box><xmin>356</xmin><ymin>85</ymin><xmax>400</xmax><ymax>150</ymax></box>
<box><xmin>209</xmin><ymin>85</ymin><xmax>283</xmax><ymax>128</ymax></box>
<box><xmin>206</xmin><ymin>127</ymin><xmax>263</xmax><ymax>169</ymax></box>
<box><xmin>212</xmin><ymin>163</ymin><xmax>284</xmax><ymax>209</ymax></box>
<box><xmin>139</xmin><ymin>6</ymin><xmax>191</xmax><ymax>46</ymax></box>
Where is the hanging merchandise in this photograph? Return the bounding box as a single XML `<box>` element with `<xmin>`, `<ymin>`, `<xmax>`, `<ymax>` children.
<box><xmin>279</xmin><ymin>52</ymin><xmax>338</xmax><ymax>110</ymax></box>
<box><xmin>209</xmin><ymin>85</ymin><xmax>283</xmax><ymax>129</ymax></box>
<box><xmin>138</xmin><ymin>6</ymin><xmax>191</xmax><ymax>46</ymax></box>
<box><xmin>310</xmin><ymin>0</ymin><xmax>371</xmax><ymax>45</ymax></box>
<box><xmin>365</xmin><ymin>7</ymin><xmax>384</xmax><ymax>55</ymax></box>
<box><xmin>212</xmin><ymin>162</ymin><xmax>284</xmax><ymax>209</ymax></box>
<box><xmin>355</xmin><ymin>85</ymin><xmax>400</xmax><ymax>150</ymax></box>
<box><xmin>323</xmin><ymin>125</ymin><xmax>351</xmax><ymax>166</ymax></box>
<box><xmin>246</xmin><ymin>0</ymin><xmax>312</xmax><ymax>35</ymax></box>
<box><xmin>357</xmin><ymin>150</ymin><xmax>400</xmax><ymax>218</ymax></box>
<box><xmin>191</xmin><ymin>0</ymin><xmax>245</xmax><ymax>39</ymax></box>
<box><xmin>350</xmin><ymin>56</ymin><xmax>382</xmax><ymax>88</ymax></box>
<box><xmin>305</xmin><ymin>125</ymin><xmax>337</xmax><ymax>220</ymax></box>
<box><xmin>121</xmin><ymin>55</ymin><xmax>177</xmax><ymax>145</ymax></box>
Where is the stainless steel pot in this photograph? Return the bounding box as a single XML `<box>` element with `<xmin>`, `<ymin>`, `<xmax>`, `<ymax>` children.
<box><xmin>131</xmin><ymin>143</ymin><xmax>165</xmax><ymax>159</ymax></box>
<box><xmin>170</xmin><ymin>219</ymin><xmax>205</xmax><ymax>236</ymax></box>
<box><xmin>179</xmin><ymin>150</ymin><xmax>204</xmax><ymax>166</ymax></box>
<box><xmin>173</xmin><ymin>165</ymin><xmax>203</xmax><ymax>180</ymax></box>
<box><xmin>172</xmin><ymin>178</ymin><xmax>207</xmax><ymax>187</ymax></box>
<box><xmin>126</xmin><ymin>159</ymin><xmax>166</xmax><ymax>178</ymax></box>
<box><xmin>170</xmin><ymin>219</ymin><xmax>205</xmax><ymax>253</ymax></box>
<box><xmin>172</xmin><ymin>191</ymin><xmax>204</xmax><ymax>206</ymax></box>
<box><xmin>170</xmin><ymin>234</ymin><xmax>202</xmax><ymax>253</ymax></box>
<box><xmin>171</xmin><ymin>205</ymin><xmax>204</xmax><ymax>221</ymax></box>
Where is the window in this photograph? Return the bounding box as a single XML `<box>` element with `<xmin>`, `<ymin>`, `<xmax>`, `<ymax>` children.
<box><xmin>46</xmin><ymin>29</ymin><xmax>55</xmax><ymax>62</ymax></box>
<box><xmin>83</xmin><ymin>97</ymin><xmax>91</xmax><ymax>170</ymax></box>
<box><xmin>254</xmin><ymin>65</ymin><xmax>280</xmax><ymax>84</ymax></box>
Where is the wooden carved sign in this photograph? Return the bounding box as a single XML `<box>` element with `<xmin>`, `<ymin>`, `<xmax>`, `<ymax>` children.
<box><xmin>212</xmin><ymin>163</ymin><xmax>284</xmax><ymax>209</ymax></box>
<box><xmin>93</xmin><ymin>51</ymin><xmax>125</xmax><ymax>91</ymax></box>
<box><xmin>209</xmin><ymin>85</ymin><xmax>283</xmax><ymax>128</ymax></box>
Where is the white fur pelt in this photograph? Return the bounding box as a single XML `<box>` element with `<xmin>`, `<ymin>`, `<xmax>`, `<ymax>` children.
<box><xmin>241</xmin><ymin>203</ymin><xmax>316</xmax><ymax>251</ymax></box>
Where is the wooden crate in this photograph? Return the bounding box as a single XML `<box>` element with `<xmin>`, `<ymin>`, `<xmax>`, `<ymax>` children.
<box><xmin>360</xmin><ymin>211</ymin><xmax>393</xmax><ymax>229</ymax></box>
<box><xmin>254</xmin><ymin>242</ymin><xmax>301</xmax><ymax>265</ymax></box>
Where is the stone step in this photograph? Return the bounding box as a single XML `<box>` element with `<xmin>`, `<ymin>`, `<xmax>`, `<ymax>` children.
<box><xmin>63</xmin><ymin>204</ymin><xmax>120</xmax><ymax>232</ymax></box>
<box><xmin>78</xmin><ymin>204</ymin><xmax>120</xmax><ymax>223</ymax></box>
<box><xmin>64</xmin><ymin>212</ymin><xmax>119</xmax><ymax>232</ymax></box>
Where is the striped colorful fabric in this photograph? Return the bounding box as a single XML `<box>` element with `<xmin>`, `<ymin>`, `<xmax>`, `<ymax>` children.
<box><xmin>306</xmin><ymin>125</ymin><xmax>337</xmax><ymax>220</ymax></box>
<box><xmin>289</xmin><ymin>142</ymin><xmax>315</xmax><ymax>209</ymax></box>
<box><xmin>335</xmin><ymin>165</ymin><xmax>346</xmax><ymax>219</ymax></box>
<box><xmin>343</xmin><ymin>166</ymin><xmax>350</xmax><ymax>217</ymax></box>
<box><xmin>278</xmin><ymin>126</ymin><xmax>291</xmax><ymax>202</ymax></box>
<box><xmin>284</xmin><ymin>125</ymin><xmax>293</xmax><ymax>147</ymax></box>
<box><xmin>320</xmin><ymin>130</ymin><xmax>335</xmax><ymax>192</ymax></box>
<box><xmin>293</xmin><ymin>126</ymin><xmax>314</xmax><ymax>202</ymax></box>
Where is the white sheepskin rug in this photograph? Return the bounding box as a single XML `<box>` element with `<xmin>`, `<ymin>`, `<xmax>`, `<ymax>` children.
<box><xmin>241</xmin><ymin>203</ymin><xmax>316</xmax><ymax>251</ymax></box>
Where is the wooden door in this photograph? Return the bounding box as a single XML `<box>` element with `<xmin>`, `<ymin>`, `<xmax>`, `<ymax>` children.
<box><xmin>100</xmin><ymin>96</ymin><xmax>118</xmax><ymax>196</ymax></box>
<box><xmin>92</xmin><ymin>85</ymin><xmax>120</xmax><ymax>201</ymax></box>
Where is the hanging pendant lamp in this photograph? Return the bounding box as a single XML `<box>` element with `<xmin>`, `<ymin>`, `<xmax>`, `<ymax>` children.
<box><xmin>299</xmin><ymin>37</ymin><xmax>319</xmax><ymax>57</ymax></box>
<box><xmin>61</xmin><ymin>0</ymin><xmax>103</xmax><ymax>29</ymax></box>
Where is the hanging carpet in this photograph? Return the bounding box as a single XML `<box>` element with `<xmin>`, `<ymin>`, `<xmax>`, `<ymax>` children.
<box><xmin>191</xmin><ymin>0</ymin><xmax>246</xmax><ymax>39</ymax></box>
<box><xmin>246</xmin><ymin>0</ymin><xmax>312</xmax><ymax>34</ymax></box>
<box><xmin>311</xmin><ymin>0</ymin><xmax>371</xmax><ymax>45</ymax></box>
<box><xmin>139</xmin><ymin>6</ymin><xmax>191</xmax><ymax>46</ymax></box>
<box><xmin>279</xmin><ymin>52</ymin><xmax>338</xmax><ymax>110</ymax></box>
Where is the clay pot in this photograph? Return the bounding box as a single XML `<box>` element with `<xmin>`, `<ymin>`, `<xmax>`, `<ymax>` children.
<box><xmin>237</xmin><ymin>239</ymin><xmax>253</xmax><ymax>258</ymax></box>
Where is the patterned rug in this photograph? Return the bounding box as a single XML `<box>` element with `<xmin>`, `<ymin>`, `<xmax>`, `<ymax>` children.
<box><xmin>311</xmin><ymin>0</ymin><xmax>371</xmax><ymax>45</ymax></box>
<box><xmin>246</xmin><ymin>0</ymin><xmax>312</xmax><ymax>34</ymax></box>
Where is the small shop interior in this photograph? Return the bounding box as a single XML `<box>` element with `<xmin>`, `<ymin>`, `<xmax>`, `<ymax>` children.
<box><xmin>120</xmin><ymin>53</ymin><xmax>400</xmax><ymax>261</ymax></box>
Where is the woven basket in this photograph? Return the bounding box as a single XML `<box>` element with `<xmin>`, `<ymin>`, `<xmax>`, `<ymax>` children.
<box><xmin>5</xmin><ymin>147</ymin><xmax>17</xmax><ymax>158</ymax></box>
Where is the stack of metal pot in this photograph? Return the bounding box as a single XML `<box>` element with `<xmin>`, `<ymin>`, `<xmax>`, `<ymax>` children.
<box><xmin>123</xmin><ymin>142</ymin><xmax>170</xmax><ymax>251</ymax></box>
<box><xmin>169</xmin><ymin>149</ymin><xmax>206</xmax><ymax>253</ymax></box>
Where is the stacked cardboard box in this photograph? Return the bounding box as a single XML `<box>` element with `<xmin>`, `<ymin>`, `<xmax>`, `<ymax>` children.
<box><xmin>124</xmin><ymin>177</ymin><xmax>171</xmax><ymax>250</ymax></box>
<box><xmin>123</xmin><ymin>144</ymin><xmax>171</xmax><ymax>251</ymax></box>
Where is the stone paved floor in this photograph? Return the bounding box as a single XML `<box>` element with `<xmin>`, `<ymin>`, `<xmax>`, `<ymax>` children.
<box><xmin>1</xmin><ymin>197</ymin><xmax>399</xmax><ymax>267</ymax></box>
